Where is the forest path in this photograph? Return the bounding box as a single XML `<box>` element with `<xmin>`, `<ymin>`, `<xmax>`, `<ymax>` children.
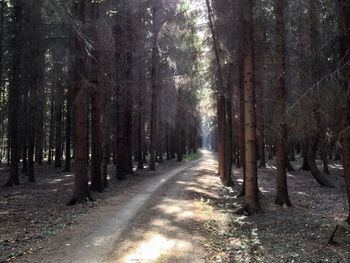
<box><xmin>23</xmin><ymin>150</ymin><xmax>223</xmax><ymax>263</ymax></box>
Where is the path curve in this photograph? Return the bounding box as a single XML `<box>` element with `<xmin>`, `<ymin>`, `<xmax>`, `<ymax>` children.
<box><xmin>21</xmin><ymin>150</ymin><xmax>221</xmax><ymax>263</ymax></box>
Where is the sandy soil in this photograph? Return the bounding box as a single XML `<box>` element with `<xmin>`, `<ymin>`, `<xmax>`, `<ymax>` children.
<box><xmin>1</xmin><ymin>150</ymin><xmax>225</xmax><ymax>263</ymax></box>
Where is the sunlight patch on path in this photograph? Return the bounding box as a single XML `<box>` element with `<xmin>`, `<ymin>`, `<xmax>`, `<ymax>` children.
<box><xmin>122</xmin><ymin>233</ymin><xmax>192</xmax><ymax>263</ymax></box>
<box><xmin>105</xmin><ymin>151</ymin><xmax>215</xmax><ymax>263</ymax></box>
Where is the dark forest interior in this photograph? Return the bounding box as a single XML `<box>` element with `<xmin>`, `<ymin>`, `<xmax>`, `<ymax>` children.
<box><xmin>0</xmin><ymin>0</ymin><xmax>350</xmax><ymax>262</ymax></box>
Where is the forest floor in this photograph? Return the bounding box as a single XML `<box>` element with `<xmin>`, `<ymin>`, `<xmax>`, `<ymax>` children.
<box><xmin>0</xmin><ymin>151</ymin><xmax>350</xmax><ymax>262</ymax></box>
<box><xmin>214</xmin><ymin>158</ymin><xmax>350</xmax><ymax>263</ymax></box>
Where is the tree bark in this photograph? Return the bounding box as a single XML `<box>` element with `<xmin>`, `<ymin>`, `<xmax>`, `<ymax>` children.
<box><xmin>27</xmin><ymin>0</ymin><xmax>43</xmax><ymax>181</ymax></box>
<box><xmin>301</xmin><ymin>141</ymin><xmax>310</xmax><ymax>170</ymax></box>
<box><xmin>48</xmin><ymin>87</ymin><xmax>55</xmax><ymax>165</ymax></box>
<box><xmin>0</xmin><ymin>0</ymin><xmax>4</xmax><ymax>163</ymax></box>
<box><xmin>321</xmin><ymin>142</ymin><xmax>330</xmax><ymax>175</ymax></box>
<box><xmin>101</xmin><ymin>60</ymin><xmax>112</xmax><ymax>188</ymax></box>
<box><xmin>176</xmin><ymin>92</ymin><xmax>183</xmax><ymax>162</ymax></box>
<box><xmin>115</xmin><ymin>12</ymin><xmax>133</xmax><ymax>179</ymax></box>
<box><xmin>90</xmin><ymin>2</ymin><xmax>103</xmax><ymax>192</ymax></box>
<box><xmin>254</xmin><ymin>12</ymin><xmax>266</xmax><ymax>169</ymax></box>
<box><xmin>150</xmin><ymin>5</ymin><xmax>159</xmax><ymax>171</ymax></box>
<box><xmin>274</xmin><ymin>0</ymin><xmax>291</xmax><ymax>206</ymax></box>
<box><xmin>90</xmin><ymin>79</ymin><xmax>103</xmax><ymax>191</ymax></box>
<box><xmin>21</xmin><ymin>93</ymin><xmax>28</xmax><ymax>174</ymax></box>
<box><xmin>67</xmin><ymin>0</ymin><xmax>92</xmax><ymax>205</ymax></box>
<box><xmin>35</xmin><ymin>85</ymin><xmax>44</xmax><ymax>166</ymax></box>
<box><xmin>242</xmin><ymin>0</ymin><xmax>261</xmax><ymax>213</ymax></box>
<box><xmin>216</xmin><ymin>94</ymin><xmax>227</xmax><ymax>180</ymax></box>
<box><xmin>53</xmin><ymin>50</ymin><xmax>64</xmax><ymax>168</ymax></box>
<box><xmin>64</xmin><ymin>87</ymin><xmax>72</xmax><ymax>172</ymax></box>
<box><xmin>136</xmin><ymin>55</ymin><xmax>145</xmax><ymax>170</ymax></box>
<box><xmin>5</xmin><ymin>1</ymin><xmax>21</xmax><ymax>186</ymax></box>
<box><xmin>338</xmin><ymin>0</ymin><xmax>350</xmax><ymax>223</ymax></box>
<box><xmin>206</xmin><ymin>0</ymin><xmax>233</xmax><ymax>186</ymax></box>
<box><xmin>238</xmin><ymin>60</ymin><xmax>246</xmax><ymax>195</ymax></box>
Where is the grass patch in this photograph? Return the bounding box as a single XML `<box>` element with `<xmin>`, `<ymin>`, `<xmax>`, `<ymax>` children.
<box><xmin>184</xmin><ymin>151</ymin><xmax>202</xmax><ymax>161</ymax></box>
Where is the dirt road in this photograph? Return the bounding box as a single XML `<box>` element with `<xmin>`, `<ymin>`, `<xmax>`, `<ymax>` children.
<box><xmin>20</xmin><ymin>150</ymin><xmax>223</xmax><ymax>263</ymax></box>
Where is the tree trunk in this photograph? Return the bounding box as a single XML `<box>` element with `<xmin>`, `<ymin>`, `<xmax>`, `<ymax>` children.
<box><xmin>21</xmin><ymin>94</ymin><xmax>28</xmax><ymax>174</ymax></box>
<box><xmin>0</xmin><ymin>0</ymin><xmax>4</xmax><ymax>163</ymax></box>
<box><xmin>0</xmin><ymin>0</ymin><xmax>2</xmax><ymax>104</ymax></box>
<box><xmin>35</xmin><ymin>84</ymin><xmax>44</xmax><ymax>166</ymax></box>
<box><xmin>115</xmin><ymin>14</ymin><xmax>133</xmax><ymax>179</ymax></box>
<box><xmin>170</xmin><ymin>131</ymin><xmax>176</xmax><ymax>159</ymax></box>
<box><xmin>67</xmin><ymin>0</ymin><xmax>92</xmax><ymax>205</ymax></box>
<box><xmin>242</xmin><ymin>0</ymin><xmax>261</xmax><ymax>214</ymax></box>
<box><xmin>166</xmin><ymin>122</ymin><xmax>171</xmax><ymax>160</ymax></box>
<box><xmin>27</xmin><ymin>0</ymin><xmax>44</xmax><ymax>173</ymax></box>
<box><xmin>301</xmin><ymin>141</ymin><xmax>310</xmax><ymax>170</ymax></box>
<box><xmin>254</xmin><ymin>13</ymin><xmax>266</xmax><ymax>169</ymax></box>
<box><xmin>86</xmin><ymin>101</ymin><xmax>90</xmax><ymax>166</ymax></box>
<box><xmin>90</xmin><ymin>3</ymin><xmax>103</xmax><ymax>192</ymax></box>
<box><xmin>48</xmin><ymin>87</ymin><xmax>55</xmax><ymax>165</ymax></box>
<box><xmin>320</xmin><ymin>141</ymin><xmax>330</xmax><ymax>175</ymax></box>
<box><xmin>224</xmin><ymin>96</ymin><xmax>233</xmax><ymax>185</ymax></box>
<box><xmin>289</xmin><ymin>144</ymin><xmax>296</xmax><ymax>161</ymax></box>
<box><xmin>338</xmin><ymin>0</ymin><xmax>350</xmax><ymax>224</ymax></box>
<box><xmin>27</xmin><ymin>72</ymin><xmax>35</xmax><ymax>182</ymax></box>
<box><xmin>274</xmin><ymin>0</ymin><xmax>291</xmax><ymax>206</ymax></box>
<box><xmin>54</xmin><ymin>53</ymin><xmax>63</xmax><ymax>168</ymax></box>
<box><xmin>101</xmin><ymin>61</ymin><xmax>112</xmax><ymax>188</ymax></box>
<box><xmin>115</xmin><ymin>90</ymin><xmax>132</xmax><ymax>179</ymax></box>
<box><xmin>176</xmin><ymin>93</ymin><xmax>183</xmax><ymax>162</ymax></box>
<box><xmin>136</xmin><ymin>62</ymin><xmax>144</xmax><ymax>170</ymax></box>
<box><xmin>206</xmin><ymin>0</ymin><xmax>233</xmax><ymax>186</ymax></box>
<box><xmin>5</xmin><ymin>2</ymin><xmax>21</xmax><ymax>186</ymax></box>
<box><xmin>90</xmin><ymin>80</ymin><xmax>103</xmax><ymax>191</ymax></box>
<box><xmin>150</xmin><ymin>6</ymin><xmax>159</xmax><ymax>171</ymax></box>
<box><xmin>234</xmin><ymin>117</ymin><xmax>240</xmax><ymax>167</ymax></box>
<box><xmin>217</xmin><ymin>94</ymin><xmax>227</xmax><ymax>179</ymax></box>
<box><xmin>239</xmin><ymin>61</ymin><xmax>246</xmax><ymax>195</ymax></box>
<box><xmin>157</xmin><ymin>90</ymin><xmax>164</xmax><ymax>164</ymax></box>
<box><xmin>54</xmin><ymin>99</ymin><xmax>63</xmax><ymax>167</ymax></box>
<box><xmin>64</xmin><ymin>87</ymin><xmax>72</xmax><ymax>172</ymax></box>
<box><xmin>22</xmin><ymin>138</ymin><xmax>27</xmax><ymax>174</ymax></box>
